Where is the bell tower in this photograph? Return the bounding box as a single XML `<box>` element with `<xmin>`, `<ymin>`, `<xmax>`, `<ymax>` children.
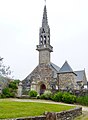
<box><xmin>36</xmin><ymin>4</ymin><xmax>53</xmax><ymax>64</ymax></box>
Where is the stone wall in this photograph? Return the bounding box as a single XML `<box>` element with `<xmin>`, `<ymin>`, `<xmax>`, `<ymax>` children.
<box><xmin>45</xmin><ymin>107</ymin><xmax>82</xmax><ymax>120</ymax></box>
<box><xmin>5</xmin><ymin>107</ymin><xmax>82</xmax><ymax>120</ymax></box>
<box><xmin>58</xmin><ymin>73</ymin><xmax>77</xmax><ymax>90</ymax></box>
<box><xmin>39</xmin><ymin>50</ymin><xmax>50</xmax><ymax>64</ymax></box>
<box><xmin>23</xmin><ymin>63</ymin><xmax>57</xmax><ymax>94</ymax></box>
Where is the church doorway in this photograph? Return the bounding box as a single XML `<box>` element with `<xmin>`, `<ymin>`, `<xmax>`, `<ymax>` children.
<box><xmin>40</xmin><ymin>84</ymin><xmax>46</xmax><ymax>95</ymax></box>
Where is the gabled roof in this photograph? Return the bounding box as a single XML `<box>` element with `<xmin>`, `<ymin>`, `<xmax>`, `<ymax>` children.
<box><xmin>50</xmin><ymin>62</ymin><xmax>60</xmax><ymax>72</ymax></box>
<box><xmin>59</xmin><ymin>61</ymin><xmax>74</xmax><ymax>73</ymax></box>
<box><xmin>75</xmin><ymin>70</ymin><xmax>84</xmax><ymax>81</ymax></box>
<box><xmin>75</xmin><ymin>70</ymin><xmax>87</xmax><ymax>85</ymax></box>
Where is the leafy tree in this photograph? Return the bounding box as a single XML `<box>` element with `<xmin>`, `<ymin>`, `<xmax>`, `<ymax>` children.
<box><xmin>9</xmin><ymin>81</ymin><xmax>18</xmax><ymax>89</ymax></box>
<box><xmin>2</xmin><ymin>80</ymin><xmax>19</xmax><ymax>98</ymax></box>
<box><xmin>0</xmin><ymin>57</ymin><xmax>11</xmax><ymax>77</ymax></box>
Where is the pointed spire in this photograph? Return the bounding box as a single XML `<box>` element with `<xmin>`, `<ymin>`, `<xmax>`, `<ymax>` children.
<box><xmin>42</xmin><ymin>5</ymin><xmax>48</xmax><ymax>27</ymax></box>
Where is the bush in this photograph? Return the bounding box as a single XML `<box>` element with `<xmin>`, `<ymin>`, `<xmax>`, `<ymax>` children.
<box><xmin>29</xmin><ymin>90</ymin><xmax>38</xmax><ymax>97</ymax></box>
<box><xmin>2</xmin><ymin>88</ymin><xmax>11</xmax><ymax>98</ymax></box>
<box><xmin>62</xmin><ymin>92</ymin><xmax>76</xmax><ymax>104</ymax></box>
<box><xmin>52</xmin><ymin>92</ymin><xmax>63</xmax><ymax>102</ymax></box>
<box><xmin>51</xmin><ymin>91</ymin><xmax>76</xmax><ymax>104</ymax></box>
<box><xmin>76</xmin><ymin>95</ymin><xmax>88</xmax><ymax>106</ymax></box>
<box><xmin>40</xmin><ymin>90</ymin><xmax>52</xmax><ymax>100</ymax></box>
<box><xmin>2</xmin><ymin>87</ymin><xmax>16</xmax><ymax>98</ymax></box>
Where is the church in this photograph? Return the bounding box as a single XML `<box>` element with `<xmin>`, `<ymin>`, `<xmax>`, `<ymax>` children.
<box><xmin>22</xmin><ymin>4</ymin><xmax>87</xmax><ymax>95</ymax></box>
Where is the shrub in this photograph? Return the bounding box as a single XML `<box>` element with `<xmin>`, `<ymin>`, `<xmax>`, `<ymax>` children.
<box><xmin>62</xmin><ymin>92</ymin><xmax>76</xmax><ymax>104</ymax></box>
<box><xmin>29</xmin><ymin>90</ymin><xmax>38</xmax><ymax>97</ymax></box>
<box><xmin>40</xmin><ymin>94</ymin><xmax>46</xmax><ymax>99</ymax></box>
<box><xmin>2</xmin><ymin>87</ymin><xmax>16</xmax><ymax>98</ymax></box>
<box><xmin>76</xmin><ymin>95</ymin><xmax>88</xmax><ymax>106</ymax></box>
<box><xmin>52</xmin><ymin>91</ymin><xmax>63</xmax><ymax>102</ymax></box>
<box><xmin>51</xmin><ymin>91</ymin><xmax>76</xmax><ymax>104</ymax></box>
<box><xmin>2</xmin><ymin>88</ymin><xmax>11</xmax><ymax>98</ymax></box>
<box><xmin>40</xmin><ymin>90</ymin><xmax>52</xmax><ymax>100</ymax></box>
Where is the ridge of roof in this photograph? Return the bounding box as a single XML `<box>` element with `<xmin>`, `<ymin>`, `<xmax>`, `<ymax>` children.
<box><xmin>59</xmin><ymin>61</ymin><xmax>74</xmax><ymax>73</ymax></box>
<box><xmin>50</xmin><ymin>62</ymin><xmax>60</xmax><ymax>72</ymax></box>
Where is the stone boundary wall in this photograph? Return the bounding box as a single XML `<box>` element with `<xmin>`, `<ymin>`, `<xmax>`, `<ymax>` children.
<box><xmin>45</xmin><ymin>107</ymin><xmax>82</xmax><ymax>120</ymax></box>
<box><xmin>4</xmin><ymin>107</ymin><xmax>82</xmax><ymax>120</ymax></box>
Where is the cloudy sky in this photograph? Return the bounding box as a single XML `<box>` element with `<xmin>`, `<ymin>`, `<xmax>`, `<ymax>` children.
<box><xmin>0</xmin><ymin>0</ymin><xmax>88</xmax><ymax>80</ymax></box>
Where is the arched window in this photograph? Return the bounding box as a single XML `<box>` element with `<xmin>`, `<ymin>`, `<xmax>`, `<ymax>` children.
<box><xmin>40</xmin><ymin>36</ymin><xmax>43</xmax><ymax>45</ymax></box>
<box><xmin>42</xmin><ymin>28</ymin><xmax>45</xmax><ymax>33</ymax></box>
<box><xmin>44</xmin><ymin>36</ymin><xmax>46</xmax><ymax>44</ymax></box>
<box><xmin>48</xmin><ymin>36</ymin><xmax>50</xmax><ymax>44</ymax></box>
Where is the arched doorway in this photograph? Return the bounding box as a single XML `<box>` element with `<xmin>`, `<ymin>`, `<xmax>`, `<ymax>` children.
<box><xmin>40</xmin><ymin>84</ymin><xmax>46</xmax><ymax>95</ymax></box>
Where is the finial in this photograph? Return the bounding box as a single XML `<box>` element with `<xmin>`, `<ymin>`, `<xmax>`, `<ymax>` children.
<box><xmin>44</xmin><ymin>0</ymin><xmax>46</xmax><ymax>5</ymax></box>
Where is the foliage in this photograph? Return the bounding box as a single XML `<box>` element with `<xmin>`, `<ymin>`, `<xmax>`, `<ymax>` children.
<box><xmin>0</xmin><ymin>57</ymin><xmax>11</xmax><ymax>77</ymax></box>
<box><xmin>2</xmin><ymin>88</ymin><xmax>11</xmax><ymax>97</ymax></box>
<box><xmin>40</xmin><ymin>90</ymin><xmax>52</xmax><ymax>100</ymax></box>
<box><xmin>0</xmin><ymin>99</ymin><xmax>75</xmax><ymax>119</ymax></box>
<box><xmin>52</xmin><ymin>92</ymin><xmax>76</xmax><ymax>104</ymax></box>
<box><xmin>52</xmin><ymin>91</ymin><xmax>63</xmax><ymax>102</ymax></box>
<box><xmin>29</xmin><ymin>90</ymin><xmax>38</xmax><ymax>97</ymax></box>
<box><xmin>76</xmin><ymin>95</ymin><xmax>88</xmax><ymax>106</ymax></box>
<box><xmin>62</xmin><ymin>92</ymin><xmax>76</xmax><ymax>104</ymax></box>
<box><xmin>9</xmin><ymin>81</ymin><xmax>18</xmax><ymax>89</ymax></box>
<box><xmin>1</xmin><ymin>80</ymin><xmax>18</xmax><ymax>98</ymax></box>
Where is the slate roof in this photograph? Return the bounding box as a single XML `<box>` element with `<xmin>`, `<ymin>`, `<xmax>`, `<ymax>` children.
<box><xmin>75</xmin><ymin>70</ymin><xmax>84</xmax><ymax>82</ymax></box>
<box><xmin>59</xmin><ymin>61</ymin><xmax>74</xmax><ymax>73</ymax></box>
<box><xmin>50</xmin><ymin>62</ymin><xmax>60</xmax><ymax>72</ymax></box>
<box><xmin>74</xmin><ymin>70</ymin><xmax>87</xmax><ymax>85</ymax></box>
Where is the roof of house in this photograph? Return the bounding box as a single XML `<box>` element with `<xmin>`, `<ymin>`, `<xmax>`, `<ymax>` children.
<box><xmin>59</xmin><ymin>61</ymin><xmax>74</xmax><ymax>73</ymax></box>
<box><xmin>75</xmin><ymin>70</ymin><xmax>84</xmax><ymax>81</ymax></box>
<box><xmin>75</xmin><ymin>70</ymin><xmax>87</xmax><ymax>85</ymax></box>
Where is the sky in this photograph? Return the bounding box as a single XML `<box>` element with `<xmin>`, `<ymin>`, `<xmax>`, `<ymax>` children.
<box><xmin>0</xmin><ymin>0</ymin><xmax>88</xmax><ymax>80</ymax></box>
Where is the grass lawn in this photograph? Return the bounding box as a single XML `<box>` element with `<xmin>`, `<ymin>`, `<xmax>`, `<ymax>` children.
<box><xmin>0</xmin><ymin>99</ymin><xmax>75</xmax><ymax>119</ymax></box>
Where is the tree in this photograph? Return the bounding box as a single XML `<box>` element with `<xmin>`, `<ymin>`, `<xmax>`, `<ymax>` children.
<box><xmin>0</xmin><ymin>57</ymin><xmax>11</xmax><ymax>77</ymax></box>
<box><xmin>2</xmin><ymin>80</ymin><xmax>19</xmax><ymax>98</ymax></box>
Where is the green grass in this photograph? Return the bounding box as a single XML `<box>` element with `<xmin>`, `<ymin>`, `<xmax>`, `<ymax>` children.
<box><xmin>0</xmin><ymin>99</ymin><xmax>75</xmax><ymax>119</ymax></box>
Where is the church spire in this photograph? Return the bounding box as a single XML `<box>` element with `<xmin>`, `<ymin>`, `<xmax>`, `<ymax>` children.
<box><xmin>42</xmin><ymin>5</ymin><xmax>48</xmax><ymax>27</ymax></box>
<box><xmin>36</xmin><ymin>2</ymin><xmax>53</xmax><ymax>64</ymax></box>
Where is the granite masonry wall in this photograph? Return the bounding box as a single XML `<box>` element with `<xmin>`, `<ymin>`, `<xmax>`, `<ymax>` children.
<box><xmin>58</xmin><ymin>73</ymin><xmax>77</xmax><ymax>90</ymax></box>
<box><xmin>5</xmin><ymin>107</ymin><xmax>82</xmax><ymax>120</ymax></box>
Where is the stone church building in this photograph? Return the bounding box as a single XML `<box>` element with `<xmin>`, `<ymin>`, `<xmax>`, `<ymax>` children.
<box><xmin>22</xmin><ymin>4</ymin><xmax>87</xmax><ymax>95</ymax></box>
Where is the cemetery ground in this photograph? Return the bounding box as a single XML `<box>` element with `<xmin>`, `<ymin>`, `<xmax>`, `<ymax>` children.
<box><xmin>0</xmin><ymin>99</ymin><xmax>76</xmax><ymax>119</ymax></box>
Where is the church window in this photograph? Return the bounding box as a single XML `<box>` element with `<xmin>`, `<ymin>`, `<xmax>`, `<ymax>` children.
<box><xmin>42</xmin><ymin>28</ymin><xmax>45</xmax><ymax>33</ymax></box>
<box><xmin>48</xmin><ymin>36</ymin><xmax>50</xmax><ymax>44</ymax></box>
<box><xmin>40</xmin><ymin>36</ymin><xmax>43</xmax><ymax>45</ymax></box>
<box><xmin>44</xmin><ymin>36</ymin><xmax>46</xmax><ymax>44</ymax></box>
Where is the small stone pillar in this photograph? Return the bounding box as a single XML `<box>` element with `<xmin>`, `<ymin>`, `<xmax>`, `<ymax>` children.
<box><xmin>31</xmin><ymin>81</ymin><xmax>37</xmax><ymax>91</ymax></box>
<box><xmin>17</xmin><ymin>82</ymin><xmax>22</xmax><ymax>97</ymax></box>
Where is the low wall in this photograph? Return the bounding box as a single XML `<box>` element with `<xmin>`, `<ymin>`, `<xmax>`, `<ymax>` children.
<box><xmin>45</xmin><ymin>107</ymin><xmax>82</xmax><ymax>120</ymax></box>
<box><xmin>4</xmin><ymin>107</ymin><xmax>82</xmax><ymax>120</ymax></box>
